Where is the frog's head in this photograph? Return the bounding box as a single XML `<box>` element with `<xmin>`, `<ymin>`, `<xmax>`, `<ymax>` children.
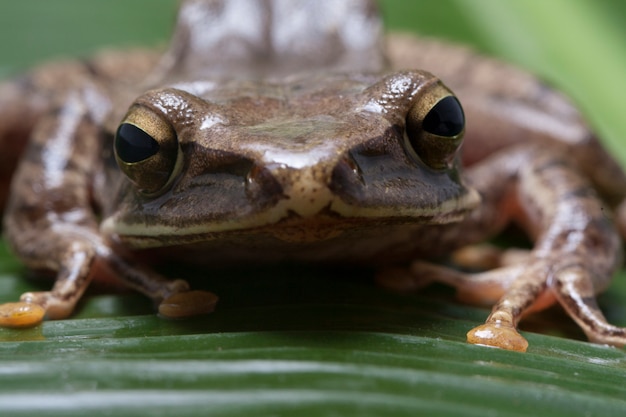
<box><xmin>101</xmin><ymin>70</ymin><xmax>479</xmax><ymax>248</ymax></box>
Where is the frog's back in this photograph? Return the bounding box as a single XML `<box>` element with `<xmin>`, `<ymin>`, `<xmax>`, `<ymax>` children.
<box><xmin>156</xmin><ymin>0</ymin><xmax>386</xmax><ymax>80</ymax></box>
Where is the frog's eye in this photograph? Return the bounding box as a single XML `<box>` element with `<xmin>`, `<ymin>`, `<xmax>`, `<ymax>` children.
<box><xmin>115</xmin><ymin>124</ymin><xmax>159</xmax><ymax>163</ymax></box>
<box><xmin>405</xmin><ymin>89</ymin><xmax>465</xmax><ymax>169</ymax></box>
<box><xmin>422</xmin><ymin>96</ymin><xmax>464</xmax><ymax>137</ymax></box>
<box><xmin>114</xmin><ymin>105</ymin><xmax>181</xmax><ymax>195</ymax></box>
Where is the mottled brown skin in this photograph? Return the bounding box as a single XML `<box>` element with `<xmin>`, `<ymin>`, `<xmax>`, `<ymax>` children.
<box><xmin>0</xmin><ymin>0</ymin><xmax>625</xmax><ymax>352</ymax></box>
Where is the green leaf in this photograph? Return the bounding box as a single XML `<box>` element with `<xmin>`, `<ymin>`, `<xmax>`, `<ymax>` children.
<box><xmin>1</xmin><ymin>1</ymin><xmax>626</xmax><ymax>416</ymax></box>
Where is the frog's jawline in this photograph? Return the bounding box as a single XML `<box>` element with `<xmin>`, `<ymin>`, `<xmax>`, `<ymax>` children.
<box><xmin>106</xmin><ymin>198</ymin><xmax>478</xmax><ymax>265</ymax></box>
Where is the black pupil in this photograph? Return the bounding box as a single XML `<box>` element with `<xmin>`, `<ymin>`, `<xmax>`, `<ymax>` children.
<box><xmin>422</xmin><ymin>96</ymin><xmax>464</xmax><ymax>137</ymax></box>
<box><xmin>115</xmin><ymin>123</ymin><xmax>159</xmax><ymax>163</ymax></box>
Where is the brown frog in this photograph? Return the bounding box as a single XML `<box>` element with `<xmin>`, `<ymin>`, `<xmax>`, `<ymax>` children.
<box><xmin>0</xmin><ymin>0</ymin><xmax>625</xmax><ymax>352</ymax></box>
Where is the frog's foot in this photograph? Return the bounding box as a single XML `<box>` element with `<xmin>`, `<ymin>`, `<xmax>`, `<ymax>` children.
<box><xmin>0</xmin><ymin>301</ymin><xmax>46</xmax><ymax>328</ymax></box>
<box><xmin>20</xmin><ymin>291</ymin><xmax>78</xmax><ymax>320</ymax></box>
<box><xmin>144</xmin><ymin>278</ymin><xmax>219</xmax><ymax>319</ymax></box>
<box><xmin>467</xmin><ymin>319</ymin><xmax>529</xmax><ymax>352</ymax></box>
<box><xmin>104</xmin><ymin>256</ymin><xmax>221</xmax><ymax>320</ymax></box>
<box><xmin>458</xmin><ymin>262</ymin><xmax>551</xmax><ymax>352</ymax></box>
<box><xmin>392</xmin><ymin>260</ymin><xmax>562</xmax><ymax>351</ymax></box>
<box><xmin>0</xmin><ymin>289</ymin><xmax>79</xmax><ymax>328</ymax></box>
<box><xmin>158</xmin><ymin>290</ymin><xmax>219</xmax><ymax>319</ymax></box>
<box><xmin>464</xmin><ymin>262</ymin><xmax>626</xmax><ymax>351</ymax></box>
<box><xmin>120</xmin><ymin>273</ymin><xmax>220</xmax><ymax>318</ymax></box>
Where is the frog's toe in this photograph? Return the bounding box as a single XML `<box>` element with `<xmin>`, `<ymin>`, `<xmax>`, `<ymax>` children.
<box><xmin>585</xmin><ymin>329</ymin><xmax>626</xmax><ymax>348</ymax></box>
<box><xmin>452</xmin><ymin>244</ymin><xmax>531</xmax><ymax>270</ymax></box>
<box><xmin>0</xmin><ymin>302</ymin><xmax>46</xmax><ymax>328</ymax></box>
<box><xmin>158</xmin><ymin>290</ymin><xmax>219</xmax><ymax>319</ymax></box>
<box><xmin>20</xmin><ymin>291</ymin><xmax>76</xmax><ymax>320</ymax></box>
<box><xmin>551</xmin><ymin>265</ymin><xmax>626</xmax><ymax>348</ymax></box>
<box><xmin>467</xmin><ymin>323</ymin><xmax>529</xmax><ymax>352</ymax></box>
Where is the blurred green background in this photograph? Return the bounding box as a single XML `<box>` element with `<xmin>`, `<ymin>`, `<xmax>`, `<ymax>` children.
<box><xmin>0</xmin><ymin>1</ymin><xmax>625</xmax><ymax>416</ymax></box>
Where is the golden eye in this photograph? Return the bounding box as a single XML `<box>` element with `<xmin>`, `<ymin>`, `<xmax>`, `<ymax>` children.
<box><xmin>405</xmin><ymin>83</ymin><xmax>465</xmax><ymax>169</ymax></box>
<box><xmin>114</xmin><ymin>105</ymin><xmax>181</xmax><ymax>195</ymax></box>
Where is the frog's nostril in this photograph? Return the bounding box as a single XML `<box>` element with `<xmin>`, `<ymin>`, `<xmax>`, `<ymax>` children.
<box><xmin>329</xmin><ymin>155</ymin><xmax>365</xmax><ymax>197</ymax></box>
<box><xmin>245</xmin><ymin>163</ymin><xmax>285</xmax><ymax>204</ymax></box>
<box><xmin>339</xmin><ymin>155</ymin><xmax>361</xmax><ymax>178</ymax></box>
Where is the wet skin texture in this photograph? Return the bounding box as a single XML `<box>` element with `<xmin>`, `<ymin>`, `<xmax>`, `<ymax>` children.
<box><xmin>1</xmin><ymin>0</ymin><xmax>626</xmax><ymax>352</ymax></box>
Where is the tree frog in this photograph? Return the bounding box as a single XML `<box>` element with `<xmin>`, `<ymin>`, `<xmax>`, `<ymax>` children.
<box><xmin>0</xmin><ymin>0</ymin><xmax>625</xmax><ymax>352</ymax></box>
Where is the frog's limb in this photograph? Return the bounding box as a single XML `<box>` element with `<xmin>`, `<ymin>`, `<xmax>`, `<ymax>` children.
<box><xmin>463</xmin><ymin>262</ymin><xmax>558</xmax><ymax>353</ymax></box>
<box><xmin>392</xmin><ymin>146</ymin><xmax>624</xmax><ymax>351</ymax></box>
<box><xmin>389</xmin><ymin>35</ymin><xmax>626</xmax><ymax>349</ymax></box>
<box><xmin>0</xmin><ymin>230</ymin><xmax>218</xmax><ymax>326</ymax></box>
<box><xmin>16</xmin><ymin>238</ymin><xmax>98</xmax><ymax>320</ymax></box>
<box><xmin>412</xmin><ymin>262</ymin><xmax>525</xmax><ymax>306</ymax></box>
<box><xmin>0</xmin><ymin>49</ymin><xmax>160</xmax><ymax>210</ymax></box>
<box><xmin>466</xmin><ymin>261</ymin><xmax>626</xmax><ymax>351</ymax></box>
<box><xmin>0</xmin><ymin>89</ymin><xmax>108</xmax><ymax>326</ymax></box>
<box><xmin>551</xmin><ymin>266</ymin><xmax>626</xmax><ymax>346</ymax></box>
<box><xmin>104</xmin><ymin>253</ymin><xmax>219</xmax><ymax>318</ymax></box>
<box><xmin>0</xmin><ymin>211</ymin><xmax>107</xmax><ymax>325</ymax></box>
<box><xmin>378</xmin><ymin>246</ymin><xmax>531</xmax><ymax>299</ymax></box>
<box><xmin>472</xmin><ymin>147</ymin><xmax>625</xmax><ymax>350</ymax></box>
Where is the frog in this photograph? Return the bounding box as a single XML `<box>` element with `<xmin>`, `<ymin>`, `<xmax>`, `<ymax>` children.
<box><xmin>0</xmin><ymin>0</ymin><xmax>625</xmax><ymax>353</ymax></box>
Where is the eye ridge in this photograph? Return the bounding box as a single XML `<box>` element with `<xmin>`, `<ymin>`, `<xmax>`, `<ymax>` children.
<box><xmin>115</xmin><ymin>123</ymin><xmax>160</xmax><ymax>163</ymax></box>
<box><xmin>422</xmin><ymin>96</ymin><xmax>464</xmax><ymax>137</ymax></box>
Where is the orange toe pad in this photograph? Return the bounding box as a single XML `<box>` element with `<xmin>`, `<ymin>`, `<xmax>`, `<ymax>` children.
<box><xmin>158</xmin><ymin>290</ymin><xmax>219</xmax><ymax>319</ymax></box>
<box><xmin>0</xmin><ymin>302</ymin><xmax>46</xmax><ymax>328</ymax></box>
<box><xmin>467</xmin><ymin>323</ymin><xmax>529</xmax><ymax>352</ymax></box>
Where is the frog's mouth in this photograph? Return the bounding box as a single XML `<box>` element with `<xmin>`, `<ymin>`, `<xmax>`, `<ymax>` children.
<box><xmin>100</xmin><ymin>185</ymin><xmax>480</xmax><ymax>249</ymax></box>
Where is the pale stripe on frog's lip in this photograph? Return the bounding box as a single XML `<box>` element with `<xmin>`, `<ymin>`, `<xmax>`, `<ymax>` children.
<box><xmin>100</xmin><ymin>187</ymin><xmax>480</xmax><ymax>249</ymax></box>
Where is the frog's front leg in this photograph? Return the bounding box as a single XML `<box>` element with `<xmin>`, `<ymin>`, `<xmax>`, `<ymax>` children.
<box><xmin>401</xmin><ymin>146</ymin><xmax>624</xmax><ymax>351</ymax></box>
<box><xmin>476</xmin><ymin>147</ymin><xmax>625</xmax><ymax>350</ymax></box>
<box><xmin>0</xmin><ymin>89</ymin><xmax>106</xmax><ymax>326</ymax></box>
